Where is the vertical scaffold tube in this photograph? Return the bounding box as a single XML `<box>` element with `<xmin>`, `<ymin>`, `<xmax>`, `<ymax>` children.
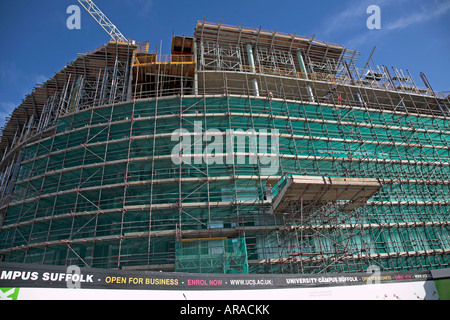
<box><xmin>296</xmin><ymin>50</ymin><xmax>314</xmax><ymax>102</ymax></box>
<box><xmin>246</xmin><ymin>43</ymin><xmax>260</xmax><ymax>97</ymax></box>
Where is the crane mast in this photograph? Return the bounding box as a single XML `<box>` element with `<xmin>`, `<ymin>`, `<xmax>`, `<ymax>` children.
<box><xmin>77</xmin><ymin>0</ymin><xmax>130</xmax><ymax>43</ymax></box>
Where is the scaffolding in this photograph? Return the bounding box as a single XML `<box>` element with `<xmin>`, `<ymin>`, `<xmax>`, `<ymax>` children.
<box><xmin>0</xmin><ymin>21</ymin><xmax>449</xmax><ymax>274</ymax></box>
<box><xmin>175</xmin><ymin>238</ymin><xmax>249</xmax><ymax>274</ymax></box>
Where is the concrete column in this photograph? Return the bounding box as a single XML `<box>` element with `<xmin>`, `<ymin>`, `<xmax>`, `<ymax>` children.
<box><xmin>296</xmin><ymin>50</ymin><xmax>309</xmax><ymax>80</ymax></box>
<box><xmin>193</xmin><ymin>42</ymin><xmax>199</xmax><ymax>95</ymax></box>
<box><xmin>200</xmin><ymin>41</ymin><xmax>205</xmax><ymax>70</ymax></box>
<box><xmin>306</xmin><ymin>86</ymin><xmax>315</xmax><ymax>103</ymax></box>
<box><xmin>354</xmin><ymin>92</ymin><xmax>365</xmax><ymax>108</ymax></box>
<box><xmin>296</xmin><ymin>50</ymin><xmax>314</xmax><ymax>102</ymax></box>
<box><xmin>246</xmin><ymin>43</ymin><xmax>260</xmax><ymax>97</ymax></box>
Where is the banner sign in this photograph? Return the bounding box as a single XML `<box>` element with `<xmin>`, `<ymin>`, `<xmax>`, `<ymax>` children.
<box><xmin>0</xmin><ymin>262</ymin><xmax>435</xmax><ymax>291</ymax></box>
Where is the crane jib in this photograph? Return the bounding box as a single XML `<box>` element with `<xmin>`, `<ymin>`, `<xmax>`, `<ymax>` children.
<box><xmin>77</xmin><ymin>0</ymin><xmax>130</xmax><ymax>43</ymax></box>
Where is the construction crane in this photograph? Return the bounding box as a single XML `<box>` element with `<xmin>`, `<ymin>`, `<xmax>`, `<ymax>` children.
<box><xmin>77</xmin><ymin>0</ymin><xmax>132</xmax><ymax>44</ymax></box>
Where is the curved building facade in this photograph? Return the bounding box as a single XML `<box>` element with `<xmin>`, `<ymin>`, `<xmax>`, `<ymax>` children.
<box><xmin>0</xmin><ymin>21</ymin><xmax>450</xmax><ymax>274</ymax></box>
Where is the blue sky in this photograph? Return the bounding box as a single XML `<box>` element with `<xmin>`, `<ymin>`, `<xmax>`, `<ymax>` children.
<box><xmin>1</xmin><ymin>0</ymin><xmax>449</xmax><ymax>127</ymax></box>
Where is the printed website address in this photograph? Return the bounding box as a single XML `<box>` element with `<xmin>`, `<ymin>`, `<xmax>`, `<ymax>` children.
<box><xmin>229</xmin><ymin>279</ymin><xmax>273</xmax><ymax>286</ymax></box>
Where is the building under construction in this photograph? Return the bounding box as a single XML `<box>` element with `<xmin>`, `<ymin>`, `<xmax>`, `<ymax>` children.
<box><xmin>0</xmin><ymin>19</ymin><xmax>450</xmax><ymax>275</ymax></box>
